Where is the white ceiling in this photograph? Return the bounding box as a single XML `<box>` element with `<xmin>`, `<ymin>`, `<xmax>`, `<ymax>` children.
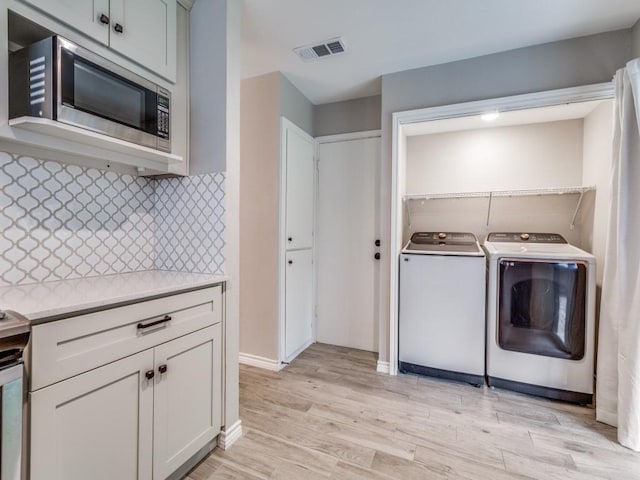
<box><xmin>241</xmin><ymin>0</ymin><xmax>640</xmax><ymax>105</ymax></box>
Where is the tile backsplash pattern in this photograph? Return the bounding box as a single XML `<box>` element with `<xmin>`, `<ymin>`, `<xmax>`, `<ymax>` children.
<box><xmin>0</xmin><ymin>152</ymin><xmax>225</xmax><ymax>287</ymax></box>
<box><xmin>153</xmin><ymin>173</ymin><xmax>225</xmax><ymax>274</ymax></box>
<box><xmin>0</xmin><ymin>153</ymin><xmax>155</xmax><ymax>285</ymax></box>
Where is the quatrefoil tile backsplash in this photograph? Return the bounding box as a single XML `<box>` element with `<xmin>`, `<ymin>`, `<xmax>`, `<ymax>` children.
<box><xmin>0</xmin><ymin>152</ymin><xmax>225</xmax><ymax>286</ymax></box>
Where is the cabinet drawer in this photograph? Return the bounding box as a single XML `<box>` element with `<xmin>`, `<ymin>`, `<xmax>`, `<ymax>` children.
<box><xmin>30</xmin><ymin>285</ymin><xmax>222</xmax><ymax>391</ymax></box>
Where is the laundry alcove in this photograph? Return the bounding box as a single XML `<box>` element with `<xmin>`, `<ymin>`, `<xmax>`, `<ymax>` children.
<box><xmin>389</xmin><ymin>83</ymin><xmax>616</xmax><ymax>375</ymax></box>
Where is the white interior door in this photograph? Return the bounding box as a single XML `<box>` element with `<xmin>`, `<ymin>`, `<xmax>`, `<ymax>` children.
<box><xmin>316</xmin><ymin>136</ymin><xmax>380</xmax><ymax>352</ymax></box>
<box><xmin>285</xmin><ymin>249</ymin><xmax>314</xmax><ymax>359</ymax></box>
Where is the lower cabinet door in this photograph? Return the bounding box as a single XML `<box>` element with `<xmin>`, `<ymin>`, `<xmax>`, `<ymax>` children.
<box><xmin>285</xmin><ymin>249</ymin><xmax>314</xmax><ymax>360</ymax></box>
<box><xmin>30</xmin><ymin>349</ymin><xmax>154</xmax><ymax>480</ymax></box>
<box><xmin>153</xmin><ymin>324</ymin><xmax>222</xmax><ymax>479</ymax></box>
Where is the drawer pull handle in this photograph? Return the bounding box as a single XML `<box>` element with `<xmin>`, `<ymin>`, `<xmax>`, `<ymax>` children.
<box><xmin>137</xmin><ymin>315</ymin><xmax>172</xmax><ymax>331</ymax></box>
<box><xmin>145</xmin><ymin>370</ymin><xmax>155</xmax><ymax>380</ymax></box>
<box><xmin>158</xmin><ymin>364</ymin><xmax>168</xmax><ymax>374</ymax></box>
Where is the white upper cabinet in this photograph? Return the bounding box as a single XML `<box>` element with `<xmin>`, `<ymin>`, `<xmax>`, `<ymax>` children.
<box><xmin>109</xmin><ymin>0</ymin><xmax>176</xmax><ymax>82</ymax></box>
<box><xmin>20</xmin><ymin>0</ymin><xmax>177</xmax><ymax>82</ymax></box>
<box><xmin>283</xmin><ymin>119</ymin><xmax>315</xmax><ymax>250</ymax></box>
<box><xmin>20</xmin><ymin>0</ymin><xmax>111</xmax><ymax>44</ymax></box>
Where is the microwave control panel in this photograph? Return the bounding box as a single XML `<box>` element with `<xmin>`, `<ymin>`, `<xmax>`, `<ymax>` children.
<box><xmin>157</xmin><ymin>91</ymin><xmax>170</xmax><ymax>141</ymax></box>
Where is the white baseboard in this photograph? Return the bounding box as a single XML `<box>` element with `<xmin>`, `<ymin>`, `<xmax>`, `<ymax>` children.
<box><xmin>217</xmin><ymin>419</ymin><xmax>243</xmax><ymax>450</ymax></box>
<box><xmin>239</xmin><ymin>352</ymin><xmax>282</xmax><ymax>371</ymax></box>
<box><xmin>376</xmin><ymin>360</ymin><xmax>390</xmax><ymax>374</ymax></box>
<box><xmin>283</xmin><ymin>338</ymin><xmax>313</xmax><ymax>364</ymax></box>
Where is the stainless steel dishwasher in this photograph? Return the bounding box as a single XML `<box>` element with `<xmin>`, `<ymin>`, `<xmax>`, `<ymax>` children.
<box><xmin>0</xmin><ymin>310</ymin><xmax>30</xmax><ymax>480</ymax></box>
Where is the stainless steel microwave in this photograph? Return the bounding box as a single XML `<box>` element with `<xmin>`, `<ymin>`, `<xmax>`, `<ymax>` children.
<box><xmin>9</xmin><ymin>36</ymin><xmax>171</xmax><ymax>153</ymax></box>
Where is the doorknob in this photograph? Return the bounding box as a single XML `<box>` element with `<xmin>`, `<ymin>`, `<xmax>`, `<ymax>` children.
<box><xmin>374</xmin><ymin>253</ymin><xmax>381</xmax><ymax>260</ymax></box>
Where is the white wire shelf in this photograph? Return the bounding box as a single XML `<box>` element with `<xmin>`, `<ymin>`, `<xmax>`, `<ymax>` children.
<box><xmin>403</xmin><ymin>185</ymin><xmax>596</xmax><ymax>231</ymax></box>
<box><xmin>403</xmin><ymin>185</ymin><xmax>595</xmax><ymax>202</ymax></box>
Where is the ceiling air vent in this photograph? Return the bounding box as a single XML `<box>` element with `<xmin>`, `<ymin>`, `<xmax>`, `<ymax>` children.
<box><xmin>294</xmin><ymin>37</ymin><xmax>347</xmax><ymax>62</ymax></box>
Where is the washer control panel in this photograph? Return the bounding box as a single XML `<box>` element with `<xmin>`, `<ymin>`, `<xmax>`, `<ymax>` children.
<box><xmin>487</xmin><ymin>232</ymin><xmax>567</xmax><ymax>243</ymax></box>
<box><xmin>410</xmin><ymin>232</ymin><xmax>478</xmax><ymax>244</ymax></box>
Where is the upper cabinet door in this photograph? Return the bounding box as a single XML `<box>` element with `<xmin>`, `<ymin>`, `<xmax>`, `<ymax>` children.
<box><xmin>283</xmin><ymin>119</ymin><xmax>315</xmax><ymax>250</ymax></box>
<box><xmin>109</xmin><ymin>0</ymin><xmax>177</xmax><ymax>82</ymax></box>
<box><xmin>21</xmin><ymin>0</ymin><xmax>111</xmax><ymax>45</ymax></box>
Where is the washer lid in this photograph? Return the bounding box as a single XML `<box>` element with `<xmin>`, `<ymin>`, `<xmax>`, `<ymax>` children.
<box><xmin>483</xmin><ymin>236</ymin><xmax>595</xmax><ymax>261</ymax></box>
<box><xmin>404</xmin><ymin>232</ymin><xmax>483</xmax><ymax>255</ymax></box>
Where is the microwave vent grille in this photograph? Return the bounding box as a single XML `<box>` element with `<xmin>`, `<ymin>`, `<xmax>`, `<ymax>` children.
<box><xmin>29</xmin><ymin>55</ymin><xmax>46</xmax><ymax>108</ymax></box>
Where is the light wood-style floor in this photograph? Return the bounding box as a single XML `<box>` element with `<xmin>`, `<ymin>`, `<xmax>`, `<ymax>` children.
<box><xmin>187</xmin><ymin>343</ymin><xmax>640</xmax><ymax>479</ymax></box>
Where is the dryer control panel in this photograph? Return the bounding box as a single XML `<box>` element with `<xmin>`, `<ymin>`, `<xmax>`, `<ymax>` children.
<box><xmin>487</xmin><ymin>232</ymin><xmax>567</xmax><ymax>243</ymax></box>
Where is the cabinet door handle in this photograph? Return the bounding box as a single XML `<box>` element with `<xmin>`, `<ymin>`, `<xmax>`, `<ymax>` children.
<box><xmin>288</xmin><ymin>260</ymin><xmax>293</xmax><ymax>265</ymax></box>
<box><xmin>99</xmin><ymin>13</ymin><xmax>110</xmax><ymax>25</ymax></box>
<box><xmin>158</xmin><ymin>364</ymin><xmax>168</xmax><ymax>374</ymax></box>
<box><xmin>137</xmin><ymin>315</ymin><xmax>171</xmax><ymax>331</ymax></box>
<box><xmin>114</xmin><ymin>23</ymin><xmax>124</xmax><ymax>34</ymax></box>
<box><xmin>287</xmin><ymin>237</ymin><xmax>293</xmax><ymax>243</ymax></box>
<box><xmin>145</xmin><ymin>370</ymin><xmax>155</xmax><ymax>380</ymax></box>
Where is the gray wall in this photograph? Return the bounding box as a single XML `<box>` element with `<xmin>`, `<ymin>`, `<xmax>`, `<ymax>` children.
<box><xmin>633</xmin><ymin>19</ymin><xmax>640</xmax><ymax>58</ymax></box>
<box><xmin>280</xmin><ymin>73</ymin><xmax>314</xmax><ymax>135</ymax></box>
<box><xmin>190</xmin><ymin>0</ymin><xmax>242</xmax><ymax>430</ymax></box>
<box><xmin>314</xmin><ymin>95</ymin><xmax>382</xmax><ymax>137</ymax></box>
<box><xmin>377</xmin><ymin>28</ymin><xmax>633</xmax><ymax>363</ymax></box>
<box><xmin>189</xmin><ymin>0</ymin><xmax>228</xmax><ymax>174</ymax></box>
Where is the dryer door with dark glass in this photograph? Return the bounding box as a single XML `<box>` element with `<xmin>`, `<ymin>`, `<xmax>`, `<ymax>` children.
<box><xmin>498</xmin><ymin>259</ymin><xmax>587</xmax><ymax>360</ymax></box>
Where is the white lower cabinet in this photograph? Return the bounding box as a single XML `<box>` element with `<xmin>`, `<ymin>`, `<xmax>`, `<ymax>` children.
<box><xmin>30</xmin><ymin>349</ymin><xmax>155</xmax><ymax>480</ymax></box>
<box><xmin>153</xmin><ymin>324</ymin><xmax>222</xmax><ymax>479</ymax></box>
<box><xmin>29</xmin><ymin>287</ymin><xmax>224</xmax><ymax>480</ymax></box>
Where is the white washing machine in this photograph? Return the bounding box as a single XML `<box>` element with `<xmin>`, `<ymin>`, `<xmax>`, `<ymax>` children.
<box><xmin>399</xmin><ymin>232</ymin><xmax>486</xmax><ymax>386</ymax></box>
<box><xmin>484</xmin><ymin>232</ymin><xmax>596</xmax><ymax>404</ymax></box>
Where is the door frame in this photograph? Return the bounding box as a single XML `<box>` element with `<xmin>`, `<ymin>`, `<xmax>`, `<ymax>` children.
<box><xmin>389</xmin><ymin>82</ymin><xmax>615</xmax><ymax>376</ymax></box>
<box><xmin>314</xmin><ymin>130</ymin><xmax>382</xmax><ymax>350</ymax></box>
<box><xmin>278</xmin><ymin>117</ymin><xmax>316</xmax><ymax>365</ymax></box>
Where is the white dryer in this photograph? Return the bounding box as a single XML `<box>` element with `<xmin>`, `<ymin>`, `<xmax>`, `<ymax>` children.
<box><xmin>484</xmin><ymin>232</ymin><xmax>596</xmax><ymax>404</ymax></box>
<box><xmin>399</xmin><ymin>232</ymin><xmax>486</xmax><ymax>386</ymax></box>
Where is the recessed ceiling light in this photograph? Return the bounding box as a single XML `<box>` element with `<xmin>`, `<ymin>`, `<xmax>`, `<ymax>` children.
<box><xmin>481</xmin><ymin>111</ymin><xmax>500</xmax><ymax>122</ymax></box>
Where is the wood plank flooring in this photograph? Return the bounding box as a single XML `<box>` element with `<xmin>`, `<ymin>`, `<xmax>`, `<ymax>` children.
<box><xmin>186</xmin><ymin>343</ymin><xmax>640</xmax><ymax>479</ymax></box>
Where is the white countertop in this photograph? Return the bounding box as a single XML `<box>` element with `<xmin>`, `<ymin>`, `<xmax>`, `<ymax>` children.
<box><xmin>0</xmin><ymin>270</ymin><xmax>228</xmax><ymax>324</ymax></box>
